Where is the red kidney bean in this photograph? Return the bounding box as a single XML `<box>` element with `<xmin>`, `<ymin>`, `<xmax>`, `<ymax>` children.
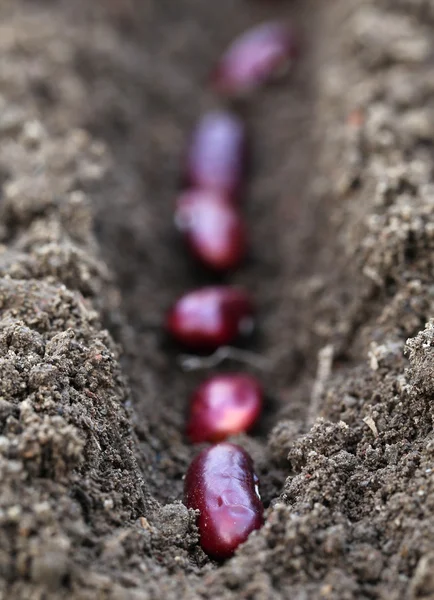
<box><xmin>175</xmin><ymin>189</ymin><xmax>246</xmax><ymax>272</ymax></box>
<box><xmin>186</xmin><ymin>374</ymin><xmax>263</xmax><ymax>443</ymax></box>
<box><xmin>166</xmin><ymin>286</ymin><xmax>254</xmax><ymax>350</ymax></box>
<box><xmin>212</xmin><ymin>22</ymin><xmax>298</xmax><ymax>97</ymax></box>
<box><xmin>185</xmin><ymin>110</ymin><xmax>246</xmax><ymax>201</ymax></box>
<box><xmin>184</xmin><ymin>443</ymin><xmax>264</xmax><ymax>559</ymax></box>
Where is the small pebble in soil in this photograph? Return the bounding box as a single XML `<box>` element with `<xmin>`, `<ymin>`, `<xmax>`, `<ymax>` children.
<box><xmin>166</xmin><ymin>286</ymin><xmax>254</xmax><ymax>350</ymax></box>
<box><xmin>184</xmin><ymin>442</ymin><xmax>263</xmax><ymax>559</ymax></box>
<box><xmin>184</xmin><ymin>110</ymin><xmax>246</xmax><ymax>201</ymax></box>
<box><xmin>175</xmin><ymin>189</ymin><xmax>246</xmax><ymax>271</ymax></box>
<box><xmin>186</xmin><ymin>373</ymin><xmax>263</xmax><ymax>443</ymax></box>
<box><xmin>212</xmin><ymin>22</ymin><xmax>298</xmax><ymax>97</ymax></box>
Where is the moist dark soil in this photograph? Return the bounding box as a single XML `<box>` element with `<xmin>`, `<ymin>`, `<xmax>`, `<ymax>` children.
<box><xmin>0</xmin><ymin>0</ymin><xmax>434</xmax><ymax>598</ymax></box>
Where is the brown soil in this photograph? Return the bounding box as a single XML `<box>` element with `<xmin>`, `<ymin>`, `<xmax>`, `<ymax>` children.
<box><xmin>0</xmin><ymin>0</ymin><xmax>433</xmax><ymax>598</ymax></box>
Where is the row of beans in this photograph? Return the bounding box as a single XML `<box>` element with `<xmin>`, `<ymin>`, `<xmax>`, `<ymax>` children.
<box><xmin>164</xmin><ymin>21</ymin><xmax>298</xmax><ymax>560</ymax></box>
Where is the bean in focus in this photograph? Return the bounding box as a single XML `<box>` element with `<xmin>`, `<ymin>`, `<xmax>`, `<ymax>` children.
<box><xmin>184</xmin><ymin>443</ymin><xmax>264</xmax><ymax>559</ymax></box>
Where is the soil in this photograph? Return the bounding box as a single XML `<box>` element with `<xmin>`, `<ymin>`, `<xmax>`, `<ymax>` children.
<box><xmin>0</xmin><ymin>0</ymin><xmax>433</xmax><ymax>598</ymax></box>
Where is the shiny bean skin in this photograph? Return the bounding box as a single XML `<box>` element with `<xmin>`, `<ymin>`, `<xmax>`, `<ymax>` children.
<box><xmin>184</xmin><ymin>443</ymin><xmax>264</xmax><ymax>559</ymax></box>
<box><xmin>186</xmin><ymin>374</ymin><xmax>263</xmax><ymax>443</ymax></box>
<box><xmin>175</xmin><ymin>189</ymin><xmax>246</xmax><ymax>272</ymax></box>
<box><xmin>212</xmin><ymin>22</ymin><xmax>298</xmax><ymax>97</ymax></box>
<box><xmin>185</xmin><ymin>110</ymin><xmax>246</xmax><ymax>201</ymax></box>
<box><xmin>166</xmin><ymin>286</ymin><xmax>254</xmax><ymax>351</ymax></box>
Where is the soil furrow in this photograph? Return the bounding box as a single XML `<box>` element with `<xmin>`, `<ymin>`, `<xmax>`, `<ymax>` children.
<box><xmin>0</xmin><ymin>1</ymin><xmax>433</xmax><ymax>598</ymax></box>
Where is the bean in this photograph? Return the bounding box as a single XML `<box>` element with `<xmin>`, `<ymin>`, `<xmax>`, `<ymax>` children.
<box><xmin>184</xmin><ymin>443</ymin><xmax>264</xmax><ymax>559</ymax></box>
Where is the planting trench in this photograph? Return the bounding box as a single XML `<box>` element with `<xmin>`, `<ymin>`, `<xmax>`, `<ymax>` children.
<box><xmin>0</xmin><ymin>0</ymin><xmax>434</xmax><ymax>598</ymax></box>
